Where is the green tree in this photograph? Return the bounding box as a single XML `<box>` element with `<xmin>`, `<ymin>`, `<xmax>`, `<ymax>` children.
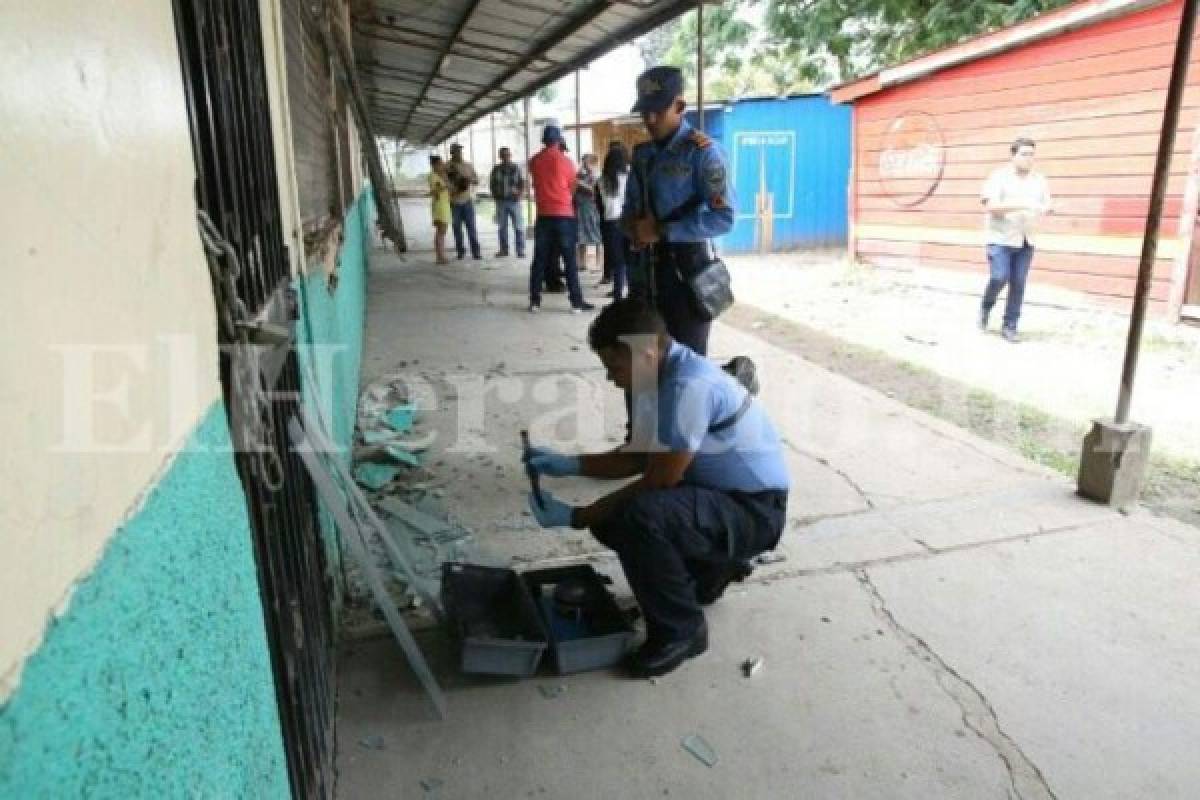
<box><xmin>663</xmin><ymin>5</ymin><xmax>754</xmax><ymax>80</ymax></box>
<box><xmin>635</xmin><ymin>19</ymin><xmax>681</xmax><ymax>68</ymax></box>
<box><xmin>764</xmin><ymin>0</ymin><xmax>1076</xmax><ymax>84</ymax></box>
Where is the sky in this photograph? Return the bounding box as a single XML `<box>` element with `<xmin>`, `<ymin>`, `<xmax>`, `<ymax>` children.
<box><xmin>534</xmin><ymin>43</ymin><xmax>645</xmax><ymax>125</ymax></box>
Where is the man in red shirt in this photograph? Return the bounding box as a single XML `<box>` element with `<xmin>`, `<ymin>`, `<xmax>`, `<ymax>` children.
<box><xmin>528</xmin><ymin>125</ymin><xmax>593</xmax><ymax>313</ymax></box>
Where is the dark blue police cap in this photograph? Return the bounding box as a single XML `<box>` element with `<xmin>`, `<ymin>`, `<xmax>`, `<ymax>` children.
<box><xmin>631</xmin><ymin>66</ymin><xmax>684</xmax><ymax>114</ymax></box>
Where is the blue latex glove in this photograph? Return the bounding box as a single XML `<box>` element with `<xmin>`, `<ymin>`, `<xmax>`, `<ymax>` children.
<box><xmin>528</xmin><ymin>491</ymin><xmax>576</xmax><ymax>529</ymax></box>
<box><xmin>524</xmin><ymin>446</ymin><xmax>581</xmax><ymax>477</ymax></box>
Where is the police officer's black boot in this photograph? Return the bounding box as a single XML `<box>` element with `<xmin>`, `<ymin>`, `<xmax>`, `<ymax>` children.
<box><xmin>627</xmin><ymin>621</ymin><xmax>708</xmax><ymax>678</ymax></box>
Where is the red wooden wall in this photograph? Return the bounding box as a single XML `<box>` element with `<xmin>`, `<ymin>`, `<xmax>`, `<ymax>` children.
<box><xmin>850</xmin><ymin>0</ymin><xmax>1200</xmax><ymax>309</ymax></box>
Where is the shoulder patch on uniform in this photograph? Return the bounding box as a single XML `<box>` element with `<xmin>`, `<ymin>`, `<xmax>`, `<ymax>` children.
<box><xmin>688</xmin><ymin>130</ymin><xmax>712</xmax><ymax>149</ymax></box>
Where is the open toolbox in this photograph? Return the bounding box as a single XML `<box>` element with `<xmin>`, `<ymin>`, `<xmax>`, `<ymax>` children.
<box><xmin>441</xmin><ymin>562</ymin><xmax>636</xmax><ymax>677</ymax></box>
<box><xmin>522</xmin><ymin>564</ymin><xmax>637</xmax><ymax>675</ymax></box>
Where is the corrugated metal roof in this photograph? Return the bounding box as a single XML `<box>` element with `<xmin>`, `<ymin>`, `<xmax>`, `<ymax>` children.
<box><xmin>350</xmin><ymin>0</ymin><xmax>699</xmax><ymax>144</ymax></box>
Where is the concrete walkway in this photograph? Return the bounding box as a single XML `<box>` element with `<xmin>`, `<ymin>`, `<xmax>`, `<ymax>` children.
<box><xmin>337</xmin><ymin>231</ymin><xmax>1200</xmax><ymax>799</ymax></box>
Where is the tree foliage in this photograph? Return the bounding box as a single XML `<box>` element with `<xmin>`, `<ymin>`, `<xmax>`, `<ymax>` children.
<box><xmin>764</xmin><ymin>0</ymin><xmax>1076</xmax><ymax>83</ymax></box>
<box><xmin>635</xmin><ymin>18</ymin><xmax>681</xmax><ymax>69</ymax></box>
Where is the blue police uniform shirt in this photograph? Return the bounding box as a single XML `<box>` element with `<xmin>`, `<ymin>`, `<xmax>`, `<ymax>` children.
<box><xmin>652</xmin><ymin>341</ymin><xmax>790</xmax><ymax>493</ymax></box>
<box><xmin>622</xmin><ymin>120</ymin><xmax>735</xmax><ymax>242</ymax></box>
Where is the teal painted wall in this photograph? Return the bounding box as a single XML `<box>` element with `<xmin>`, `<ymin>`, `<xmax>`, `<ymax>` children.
<box><xmin>0</xmin><ymin>403</ymin><xmax>289</xmax><ymax>799</ymax></box>
<box><xmin>295</xmin><ymin>187</ymin><xmax>375</xmax><ymax>596</ymax></box>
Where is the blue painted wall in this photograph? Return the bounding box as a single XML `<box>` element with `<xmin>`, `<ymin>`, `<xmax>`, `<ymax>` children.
<box><xmin>294</xmin><ymin>187</ymin><xmax>374</xmax><ymax>596</ymax></box>
<box><xmin>719</xmin><ymin>96</ymin><xmax>851</xmax><ymax>253</ymax></box>
<box><xmin>0</xmin><ymin>403</ymin><xmax>289</xmax><ymax>798</ymax></box>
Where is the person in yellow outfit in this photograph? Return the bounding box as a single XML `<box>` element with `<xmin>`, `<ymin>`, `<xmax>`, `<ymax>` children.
<box><xmin>429</xmin><ymin>155</ymin><xmax>452</xmax><ymax>265</ymax></box>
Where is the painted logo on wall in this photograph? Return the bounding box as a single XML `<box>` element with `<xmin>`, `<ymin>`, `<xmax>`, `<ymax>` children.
<box><xmin>879</xmin><ymin>111</ymin><xmax>946</xmax><ymax>207</ymax></box>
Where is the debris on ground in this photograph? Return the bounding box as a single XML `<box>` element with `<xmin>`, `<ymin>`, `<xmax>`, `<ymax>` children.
<box><xmin>419</xmin><ymin>777</ymin><xmax>444</xmax><ymax>792</ymax></box>
<box><xmin>354</xmin><ymin>462</ymin><xmax>400</xmax><ymax>491</ymax></box>
<box><xmin>339</xmin><ymin>374</ymin><xmax>478</xmax><ymax>626</ymax></box>
<box><xmin>753</xmin><ymin>551</ymin><xmax>787</xmax><ymax>566</ymax></box>
<box><xmin>384</xmin><ymin>403</ymin><xmax>418</xmax><ymax>433</ymax></box>
<box><xmin>358</xmin><ymin>735</ymin><xmax>386</xmax><ymax>751</ymax></box>
<box><xmin>741</xmin><ymin>657</ymin><xmax>763</xmax><ymax>678</ymax></box>
<box><xmin>680</xmin><ymin>734</ymin><xmax>718</xmax><ymax>767</ymax></box>
<box><xmin>537</xmin><ymin>684</ymin><xmax>567</xmax><ymax>699</ymax></box>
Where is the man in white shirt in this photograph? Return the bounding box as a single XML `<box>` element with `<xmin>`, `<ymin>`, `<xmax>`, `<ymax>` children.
<box><xmin>979</xmin><ymin>137</ymin><xmax>1051</xmax><ymax>342</ymax></box>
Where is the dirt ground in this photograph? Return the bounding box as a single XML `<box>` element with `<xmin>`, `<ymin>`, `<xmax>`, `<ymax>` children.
<box><xmin>724</xmin><ymin>253</ymin><xmax>1200</xmax><ymax>527</ymax></box>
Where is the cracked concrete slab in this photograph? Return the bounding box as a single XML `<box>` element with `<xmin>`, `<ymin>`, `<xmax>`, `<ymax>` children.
<box><xmin>865</xmin><ymin>516</ymin><xmax>1200</xmax><ymax>800</ymax></box>
<box><xmin>879</xmin><ymin>480</ymin><xmax>1123</xmax><ymax>551</ymax></box>
<box><xmin>337</xmin><ymin>574</ymin><xmax>1012</xmax><ymax>800</ymax></box>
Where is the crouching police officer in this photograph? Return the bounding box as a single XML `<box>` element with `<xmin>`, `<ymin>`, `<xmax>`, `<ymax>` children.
<box><xmin>623</xmin><ymin>66</ymin><xmax>735</xmax><ymax>356</ymax></box>
<box><xmin>524</xmin><ymin>300</ymin><xmax>789</xmax><ymax>678</ymax></box>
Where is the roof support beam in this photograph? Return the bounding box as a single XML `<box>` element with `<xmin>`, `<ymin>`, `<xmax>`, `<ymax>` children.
<box><xmin>427</xmin><ymin>0</ymin><xmax>618</xmax><ymax>142</ymax></box>
<box><xmin>426</xmin><ymin>0</ymin><xmax>697</xmax><ymax>143</ymax></box>
<box><xmin>398</xmin><ymin>0</ymin><xmax>487</xmax><ymax>135</ymax></box>
<box><xmin>359</xmin><ymin>65</ymin><xmax>491</xmax><ymax>95</ymax></box>
<box><xmin>357</xmin><ymin>19</ymin><xmax>537</xmax><ymax>61</ymax></box>
<box><xmin>353</xmin><ymin>26</ymin><xmax>520</xmax><ymax>68</ymax></box>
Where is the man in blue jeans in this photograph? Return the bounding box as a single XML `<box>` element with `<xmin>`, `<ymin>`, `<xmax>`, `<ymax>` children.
<box><xmin>447</xmin><ymin>143</ymin><xmax>482</xmax><ymax>260</ymax></box>
<box><xmin>489</xmin><ymin>147</ymin><xmax>526</xmax><ymax>258</ymax></box>
<box><xmin>979</xmin><ymin>137</ymin><xmax>1052</xmax><ymax>342</ymax></box>
<box><xmin>527</xmin><ymin>125</ymin><xmax>593</xmax><ymax>313</ymax></box>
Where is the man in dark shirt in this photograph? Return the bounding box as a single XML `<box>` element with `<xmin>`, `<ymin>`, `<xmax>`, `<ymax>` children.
<box><xmin>489</xmin><ymin>147</ymin><xmax>526</xmax><ymax>259</ymax></box>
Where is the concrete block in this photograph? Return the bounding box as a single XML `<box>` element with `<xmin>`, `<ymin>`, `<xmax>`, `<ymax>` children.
<box><xmin>1077</xmin><ymin>419</ymin><xmax>1153</xmax><ymax>510</ymax></box>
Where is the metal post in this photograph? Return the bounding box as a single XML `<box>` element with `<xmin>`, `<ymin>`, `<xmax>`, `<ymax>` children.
<box><xmin>574</xmin><ymin>70</ymin><xmax>583</xmax><ymax>157</ymax></box>
<box><xmin>523</xmin><ymin>96</ymin><xmax>534</xmax><ymax>231</ymax></box>
<box><xmin>1114</xmin><ymin>0</ymin><xmax>1197</xmax><ymax>423</ymax></box>
<box><xmin>490</xmin><ymin>112</ymin><xmax>497</xmax><ymax>164</ymax></box>
<box><xmin>696</xmin><ymin>2</ymin><xmax>705</xmax><ymax>131</ymax></box>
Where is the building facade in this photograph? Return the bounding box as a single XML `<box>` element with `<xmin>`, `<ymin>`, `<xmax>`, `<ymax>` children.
<box><xmin>833</xmin><ymin>0</ymin><xmax>1200</xmax><ymax>320</ymax></box>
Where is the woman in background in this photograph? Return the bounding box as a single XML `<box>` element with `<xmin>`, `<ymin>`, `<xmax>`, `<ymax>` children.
<box><xmin>429</xmin><ymin>155</ymin><xmax>451</xmax><ymax>265</ymax></box>
<box><xmin>599</xmin><ymin>143</ymin><xmax>631</xmax><ymax>301</ymax></box>
<box><xmin>574</xmin><ymin>153</ymin><xmax>603</xmax><ymax>271</ymax></box>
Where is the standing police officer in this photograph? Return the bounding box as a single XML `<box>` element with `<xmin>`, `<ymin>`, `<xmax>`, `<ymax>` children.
<box><xmin>622</xmin><ymin>66</ymin><xmax>735</xmax><ymax>356</ymax></box>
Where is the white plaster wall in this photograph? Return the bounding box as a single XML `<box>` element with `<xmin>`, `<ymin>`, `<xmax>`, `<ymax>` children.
<box><xmin>0</xmin><ymin>1</ymin><xmax>222</xmax><ymax>698</ymax></box>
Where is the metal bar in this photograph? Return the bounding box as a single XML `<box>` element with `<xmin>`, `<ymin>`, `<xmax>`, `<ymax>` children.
<box><xmin>524</xmin><ymin>95</ymin><xmax>534</xmax><ymax>226</ymax></box>
<box><xmin>364</xmin><ymin>87</ymin><xmax>462</xmax><ymax>110</ymax></box>
<box><xmin>425</xmin><ymin>0</ymin><xmax>697</xmax><ymax>144</ymax></box>
<box><xmin>355</xmin><ymin>60</ymin><xmax>492</xmax><ymax>88</ymax></box>
<box><xmin>354</xmin><ymin>24</ymin><xmax>517</xmax><ymax>67</ymax></box>
<box><xmin>359</xmin><ymin>62</ymin><xmax>492</xmax><ymax>90</ymax></box>
<box><xmin>426</xmin><ymin>0</ymin><xmax>619</xmax><ymax>142</ymax></box>
<box><xmin>398</xmin><ymin>0</ymin><xmax>486</xmax><ymax>137</ymax></box>
<box><xmin>574</xmin><ymin>69</ymin><xmax>583</xmax><ymax>156</ymax></box>
<box><xmin>1115</xmin><ymin>0</ymin><xmax>1197</xmax><ymax>423</ymax></box>
<box><xmin>357</xmin><ymin>19</ymin><xmax>534</xmax><ymax>61</ymax></box>
<box><xmin>696</xmin><ymin>2</ymin><xmax>704</xmax><ymax>130</ymax></box>
<box><xmin>172</xmin><ymin>1</ymin><xmax>340</xmax><ymax>795</ymax></box>
<box><xmin>290</xmin><ymin>415</ymin><xmax>447</xmax><ymax>720</ymax></box>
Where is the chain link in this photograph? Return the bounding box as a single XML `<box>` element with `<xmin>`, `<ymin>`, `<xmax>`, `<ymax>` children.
<box><xmin>197</xmin><ymin>211</ymin><xmax>286</xmax><ymax>492</ymax></box>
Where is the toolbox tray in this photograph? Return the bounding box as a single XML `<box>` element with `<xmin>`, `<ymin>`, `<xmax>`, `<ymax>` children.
<box><xmin>441</xmin><ymin>563</ymin><xmax>547</xmax><ymax>677</ymax></box>
<box><xmin>522</xmin><ymin>565</ymin><xmax>636</xmax><ymax>675</ymax></box>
